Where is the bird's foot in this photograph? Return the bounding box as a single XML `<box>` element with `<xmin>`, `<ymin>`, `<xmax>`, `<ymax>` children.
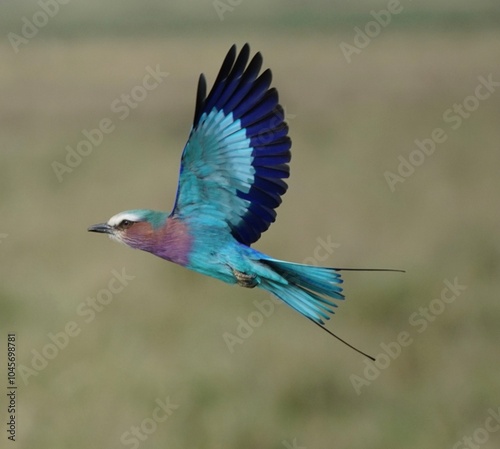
<box><xmin>232</xmin><ymin>269</ymin><xmax>258</xmax><ymax>288</ymax></box>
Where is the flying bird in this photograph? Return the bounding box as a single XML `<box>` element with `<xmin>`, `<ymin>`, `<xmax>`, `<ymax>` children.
<box><xmin>89</xmin><ymin>44</ymin><xmax>402</xmax><ymax>359</ymax></box>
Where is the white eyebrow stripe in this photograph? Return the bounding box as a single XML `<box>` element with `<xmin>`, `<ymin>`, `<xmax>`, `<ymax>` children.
<box><xmin>107</xmin><ymin>212</ymin><xmax>141</xmax><ymax>227</ymax></box>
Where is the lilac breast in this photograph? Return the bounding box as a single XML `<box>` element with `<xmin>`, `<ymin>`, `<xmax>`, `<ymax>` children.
<box><xmin>152</xmin><ymin>218</ymin><xmax>193</xmax><ymax>266</ymax></box>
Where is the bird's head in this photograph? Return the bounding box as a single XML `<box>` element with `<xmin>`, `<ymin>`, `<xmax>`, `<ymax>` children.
<box><xmin>88</xmin><ymin>210</ymin><xmax>168</xmax><ymax>250</ymax></box>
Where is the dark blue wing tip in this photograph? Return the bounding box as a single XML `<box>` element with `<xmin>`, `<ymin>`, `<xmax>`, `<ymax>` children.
<box><xmin>193</xmin><ymin>74</ymin><xmax>207</xmax><ymax>126</ymax></box>
<box><xmin>193</xmin><ymin>44</ymin><xmax>239</xmax><ymax>128</ymax></box>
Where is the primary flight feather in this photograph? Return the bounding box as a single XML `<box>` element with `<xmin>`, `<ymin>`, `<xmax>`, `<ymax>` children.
<box><xmin>89</xmin><ymin>44</ymin><xmax>402</xmax><ymax>359</ymax></box>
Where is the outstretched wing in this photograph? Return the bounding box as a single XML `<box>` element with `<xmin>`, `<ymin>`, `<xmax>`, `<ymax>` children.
<box><xmin>170</xmin><ymin>44</ymin><xmax>291</xmax><ymax>246</ymax></box>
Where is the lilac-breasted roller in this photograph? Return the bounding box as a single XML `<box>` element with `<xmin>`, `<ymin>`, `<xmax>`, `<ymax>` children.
<box><xmin>89</xmin><ymin>44</ymin><xmax>402</xmax><ymax>359</ymax></box>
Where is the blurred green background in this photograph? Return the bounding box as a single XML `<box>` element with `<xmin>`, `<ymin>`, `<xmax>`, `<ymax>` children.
<box><xmin>1</xmin><ymin>1</ymin><xmax>500</xmax><ymax>448</ymax></box>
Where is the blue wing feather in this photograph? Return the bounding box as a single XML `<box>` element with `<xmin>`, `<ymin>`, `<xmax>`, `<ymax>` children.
<box><xmin>172</xmin><ymin>44</ymin><xmax>291</xmax><ymax>246</ymax></box>
<box><xmin>199</xmin><ymin>45</ymin><xmax>239</xmax><ymax>120</ymax></box>
<box><xmin>222</xmin><ymin>62</ymin><xmax>266</xmax><ymax>112</ymax></box>
<box><xmin>237</xmin><ymin>88</ymin><xmax>278</xmax><ymax>126</ymax></box>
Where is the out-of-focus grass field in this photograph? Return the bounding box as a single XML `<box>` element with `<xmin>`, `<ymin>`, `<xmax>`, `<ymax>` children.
<box><xmin>1</xmin><ymin>1</ymin><xmax>500</xmax><ymax>448</ymax></box>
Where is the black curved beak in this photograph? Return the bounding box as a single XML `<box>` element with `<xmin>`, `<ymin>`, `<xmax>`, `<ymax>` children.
<box><xmin>88</xmin><ymin>223</ymin><xmax>113</xmax><ymax>234</ymax></box>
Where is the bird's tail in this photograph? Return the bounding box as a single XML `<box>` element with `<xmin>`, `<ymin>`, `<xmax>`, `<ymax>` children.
<box><xmin>259</xmin><ymin>258</ymin><xmax>345</xmax><ymax>325</ymax></box>
<box><xmin>259</xmin><ymin>258</ymin><xmax>403</xmax><ymax>359</ymax></box>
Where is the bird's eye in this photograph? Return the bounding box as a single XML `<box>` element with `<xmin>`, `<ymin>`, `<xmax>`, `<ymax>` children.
<box><xmin>118</xmin><ymin>220</ymin><xmax>134</xmax><ymax>230</ymax></box>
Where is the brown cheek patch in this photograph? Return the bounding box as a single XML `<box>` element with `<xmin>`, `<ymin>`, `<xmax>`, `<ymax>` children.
<box><xmin>129</xmin><ymin>222</ymin><xmax>154</xmax><ymax>238</ymax></box>
<box><xmin>123</xmin><ymin>222</ymin><xmax>154</xmax><ymax>248</ymax></box>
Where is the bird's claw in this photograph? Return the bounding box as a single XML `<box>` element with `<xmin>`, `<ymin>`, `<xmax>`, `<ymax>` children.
<box><xmin>232</xmin><ymin>269</ymin><xmax>258</xmax><ymax>288</ymax></box>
